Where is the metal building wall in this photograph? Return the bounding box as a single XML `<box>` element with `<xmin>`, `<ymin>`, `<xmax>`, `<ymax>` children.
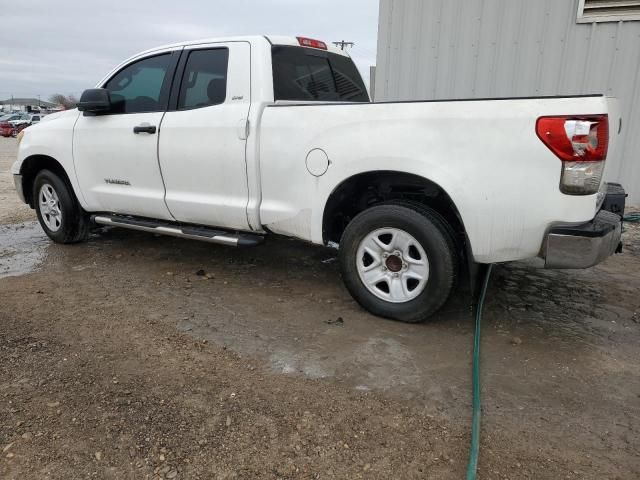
<box><xmin>375</xmin><ymin>0</ymin><xmax>640</xmax><ymax>205</ymax></box>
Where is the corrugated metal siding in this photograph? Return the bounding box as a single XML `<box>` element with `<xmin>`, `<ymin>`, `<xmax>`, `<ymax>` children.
<box><xmin>375</xmin><ymin>0</ymin><xmax>640</xmax><ymax>205</ymax></box>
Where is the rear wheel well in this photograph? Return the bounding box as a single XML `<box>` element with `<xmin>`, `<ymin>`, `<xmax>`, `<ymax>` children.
<box><xmin>20</xmin><ymin>155</ymin><xmax>73</xmax><ymax>208</ymax></box>
<box><xmin>322</xmin><ymin>171</ymin><xmax>468</xmax><ymax>256</ymax></box>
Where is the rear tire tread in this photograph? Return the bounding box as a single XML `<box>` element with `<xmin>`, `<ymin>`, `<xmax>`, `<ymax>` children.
<box><xmin>339</xmin><ymin>203</ymin><xmax>458</xmax><ymax>323</ymax></box>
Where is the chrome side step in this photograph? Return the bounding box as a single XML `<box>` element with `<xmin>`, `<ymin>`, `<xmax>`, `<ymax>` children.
<box><xmin>91</xmin><ymin>215</ymin><xmax>264</xmax><ymax>247</ymax></box>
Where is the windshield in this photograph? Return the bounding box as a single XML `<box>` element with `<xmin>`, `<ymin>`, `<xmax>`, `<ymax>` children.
<box><xmin>272</xmin><ymin>46</ymin><xmax>369</xmax><ymax>102</ymax></box>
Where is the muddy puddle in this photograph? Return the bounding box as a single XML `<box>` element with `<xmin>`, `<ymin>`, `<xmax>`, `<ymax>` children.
<box><xmin>173</xmin><ymin>284</ymin><xmax>474</xmax><ymax>404</ymax></box>
<box><xmin>2</xmin><ymin>218</ymin><xmax>636</xmax><ymax>408</ymax></box>
<box><xmin>0</xmin><ymin>221</ymin><xmax>49</xmax><ymax>279</ymax></box>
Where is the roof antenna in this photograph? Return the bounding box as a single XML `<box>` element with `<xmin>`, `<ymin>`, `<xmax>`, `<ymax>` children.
<box><xmin>332</xmin><ymin>40</ymin><xmax>355</xmax><ymax>51</ymax></box>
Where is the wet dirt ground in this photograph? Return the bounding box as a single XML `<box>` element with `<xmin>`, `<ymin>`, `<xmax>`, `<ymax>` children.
<box><xmin>1</xmin><ymin>137</ymin><xmax>639</xmax><ymax>479</ymax></box>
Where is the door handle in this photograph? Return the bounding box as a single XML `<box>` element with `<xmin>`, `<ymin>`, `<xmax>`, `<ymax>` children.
<box><xmin>133</xmin><ymin>125</ymin><xmax>156</xmax><ymax>134</ymax></box>
<box><xmin>237</xmin><ymin>118</ymin><xmax>249</xmax><ymax>140</ymax></box>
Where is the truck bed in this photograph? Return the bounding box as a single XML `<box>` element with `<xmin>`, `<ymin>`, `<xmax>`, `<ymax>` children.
<box><xmin>258</xmin><ymin>95</ymin><xmax>621</xmax><ymax>263</ymax></box>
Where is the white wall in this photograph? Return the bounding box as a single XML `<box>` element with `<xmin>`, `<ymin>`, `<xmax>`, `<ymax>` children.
<box><xmin>376</xmin><ymin>0</ymin><xmax>640</xmax><ymax>205</ymax></box>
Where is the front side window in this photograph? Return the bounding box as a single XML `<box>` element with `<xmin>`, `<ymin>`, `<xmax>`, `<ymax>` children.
<box><xmin>177</xmin><ymin>48</ymin><xmax>229</xmax><ymax>110</ymax></box>
<box><xmin>272</xmin><ymin>46</ymin><xmax>369</xmax><ymax>102</ymax></box>
<box><xmin>105</xmin><ymin>53</ymin><xmax>173</xmax><ymax>114</ymax></box>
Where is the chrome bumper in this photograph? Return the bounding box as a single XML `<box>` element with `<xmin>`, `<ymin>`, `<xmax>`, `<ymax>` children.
<box><xmin>13</xmin><ymin>174</ymin><xmax>26</xmax><ymax>203</ymax></box>
<box><xmin>544</xmin><ymin>209</ymin><xmax>622</xmax><ymax>269</ymax></box>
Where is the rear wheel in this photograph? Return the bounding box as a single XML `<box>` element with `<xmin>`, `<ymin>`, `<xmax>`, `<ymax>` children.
<box><xmin>33</xmin><ymin>169</ymin><xmax>89</xmax><ymax>244</ymax></box>
<box><xmin>339</xmin><ymin>204</ymin><xmax>457</xmax><ymax>322</ymax></box>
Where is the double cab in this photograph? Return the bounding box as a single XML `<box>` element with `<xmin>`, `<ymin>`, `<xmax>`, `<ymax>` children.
<box><xmin>12</xmin><ymin>35</ymin><xmax>625</xmax><ymax>322</ymax></box>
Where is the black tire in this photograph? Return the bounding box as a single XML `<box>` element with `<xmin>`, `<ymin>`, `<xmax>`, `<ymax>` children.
<box><xmin>339</xmin><ymin>203</ymin><xmax>458</xmax><ymax>323</ymax></box>
<box><xmin>33</xmin><ymin>169</ymin><xmax>89</xmax><ymax>244</ymax></box>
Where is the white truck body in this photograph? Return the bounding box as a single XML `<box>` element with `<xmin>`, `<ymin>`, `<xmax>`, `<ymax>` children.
<box><xmin>12</xmin><ymin>35</ymin><xmax>625</xmax><ymax>321</ymax></box>
<box><xmin>260</xmin><ymin>96</ymin><xmax>620</xmax><ymax>262</ymax></box>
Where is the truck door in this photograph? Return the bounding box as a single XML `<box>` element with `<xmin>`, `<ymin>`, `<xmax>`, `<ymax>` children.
<box><xmin>73</xmin><ymin>50</ymin><xmax>180</xmax><ymax>220</ymax></box>
<box><xmin>158</xmin><ymin>42</ymin><xmax>252</xmax><ymax>231</ymax></box>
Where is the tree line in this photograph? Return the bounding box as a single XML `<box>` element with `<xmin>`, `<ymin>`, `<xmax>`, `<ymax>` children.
<box><xmin>48</xmin><ymin>94</ymin><xmax>78</xmax><ymax>109</ymax></box>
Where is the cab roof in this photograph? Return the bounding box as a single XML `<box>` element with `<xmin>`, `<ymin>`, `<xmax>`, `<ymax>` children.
<box><xmin>97</xmin><ymin>35</ymin><xmax>352</xmax><ymax>88</ymax></box>
<box><xmin>132</xmin><ymin>35</ymin><xmax>350</xmax><ymax>59</ymax></box>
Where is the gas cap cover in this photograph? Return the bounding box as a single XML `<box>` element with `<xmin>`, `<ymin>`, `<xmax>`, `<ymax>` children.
<box><xmin>305</xmin><ymin>149</ymin><xmax>330</xmax><ymax>177</ymax></box>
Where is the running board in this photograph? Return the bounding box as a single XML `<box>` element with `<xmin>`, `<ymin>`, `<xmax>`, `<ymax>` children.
<box><xmin>91</xmin><ymin>215</ymin><xmax>264</xmax><ymax>247</ymax></box>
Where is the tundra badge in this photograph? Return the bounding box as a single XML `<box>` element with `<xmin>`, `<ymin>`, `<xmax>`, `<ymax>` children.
<box><xmin>104</xmin><ymin>179</ymin><xmax>131</xmax><ymax>186</ymax></box>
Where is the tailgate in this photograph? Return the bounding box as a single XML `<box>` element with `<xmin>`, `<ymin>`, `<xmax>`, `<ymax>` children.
<box><xmin>603</xmin><ymin>96</ymin><xmax>622</xmax><ymax>182</ymax></box>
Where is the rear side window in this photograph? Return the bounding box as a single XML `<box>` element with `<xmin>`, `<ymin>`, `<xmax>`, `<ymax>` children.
<box><xmin>272</xmin><ymin>46</ymin><xmax>369</xmax><ymax>102</ymax></box>
<box><xmin>177</xmin><ymin>49</ymin><xmax>229</xmax><ymax>110</ymax></box>
<box><xmin>105</xmin><ymin>53</ymin><xmax>173</xmax><ymax>114</ymax></box>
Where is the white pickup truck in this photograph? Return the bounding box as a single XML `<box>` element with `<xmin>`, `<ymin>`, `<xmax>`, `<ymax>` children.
<box><xmin>12</xmin><ymin>35</ymin><xmax>625</xmax><ymax>322</ymax></box>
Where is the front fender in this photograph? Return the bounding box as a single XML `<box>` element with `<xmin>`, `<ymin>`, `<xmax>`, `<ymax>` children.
<box><xmin>15</xmin><ymin>110</ymin><xmax>86</xmax><ymax>208</ymax></box>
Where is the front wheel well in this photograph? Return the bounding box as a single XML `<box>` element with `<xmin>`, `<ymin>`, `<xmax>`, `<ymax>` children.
<box><xmin>322</xmin><ymin>171</ymin><xmax>468</xmax><ymax>254</ymax></box>
<box><xmin>19</xmin><ymin>155</ymin><xmax>72</xmax><ymax>208</ymax></box>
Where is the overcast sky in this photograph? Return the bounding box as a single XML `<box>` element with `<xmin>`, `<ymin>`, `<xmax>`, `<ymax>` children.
<box><xmin>0</xmin><ymin>0</ymin><xmax>379</xmax><ymax>102</ymax></box>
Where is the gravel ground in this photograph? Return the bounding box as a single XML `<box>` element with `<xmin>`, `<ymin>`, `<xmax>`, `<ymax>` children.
<box><xmin>0</xmin><ymin>138</ymin><xmax>32</xmax><ymax>224</ymax></box>
<box><xmin>1</xmin><ymin>136</ymin><xmax>639</xmax><ymax>479</ymax></box>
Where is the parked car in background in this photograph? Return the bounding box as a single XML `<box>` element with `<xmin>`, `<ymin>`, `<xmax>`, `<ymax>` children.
<box><xmin>1</xmin><ymin>113</ymin><xmax>45</xmax><ymax>137</ymax></box>
<box><xmin>9</xmin><ymin>113</ymin><xmax>45</xmax><ymax>127</ymax></box>
<box><xmin>0</xmin><ymin>114</ymin><xmax>26</xmax><ymax>137</ymax></box>
<box><xmin>0</xmin><ymin>113</ymin><xmax>29</xmax><ymax>123</ymax></box>
<box><xmin>10</xmin><ymin>123</ymin><xmax>30</xmax><ymax>138</ymax></box>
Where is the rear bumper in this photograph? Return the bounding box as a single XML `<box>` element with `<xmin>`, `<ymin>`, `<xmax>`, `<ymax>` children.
<box><xmin>544</xmin><ymin>184</ymin><xmax>625</xmax><ymax>269</ymax></box>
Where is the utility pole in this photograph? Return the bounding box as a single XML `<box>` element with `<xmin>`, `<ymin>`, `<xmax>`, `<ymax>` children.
<box><xmin>333</xmin><ymin>40</ymin><xmax>355</xmax><ymax>51</ymax></box>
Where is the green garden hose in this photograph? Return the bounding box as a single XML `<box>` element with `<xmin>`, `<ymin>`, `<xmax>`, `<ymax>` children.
<box><xmin>624</xmin><ymin>213</ymin><xmax>640</xmax><ymax>223</ymax></box>
<box><xmin>465</xmin><ymin>212</ymin><xmax>636</xmax><ymax>478</ymax></box>
<box><xmin>466</xmin><ymin>264</ymin><xmax>493</xmax><ymax>480</ymax></box>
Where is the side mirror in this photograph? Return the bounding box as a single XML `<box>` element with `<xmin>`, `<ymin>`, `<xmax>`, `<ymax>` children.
<box><xmin>77</xmin><ymin>88</ymin><xmax>111</xmax><ymax>114</ymax></box>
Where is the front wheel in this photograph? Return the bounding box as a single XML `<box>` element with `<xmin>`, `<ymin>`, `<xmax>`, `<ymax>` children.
<box><xmin>339</xmin><ymin>204</ymin><xmax>458</xmax><ymax>323</ymax></box>
<box><xmin>33</xmin><ymin>169</ymin><xmax>89</xmax><ymax>244</ymax></box>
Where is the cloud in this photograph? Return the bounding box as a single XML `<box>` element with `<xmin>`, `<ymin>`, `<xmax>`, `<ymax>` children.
<box><xmin>0</xmin><ymin>0</ymin><xmax>378</xmax><ymax>100</ymax></box>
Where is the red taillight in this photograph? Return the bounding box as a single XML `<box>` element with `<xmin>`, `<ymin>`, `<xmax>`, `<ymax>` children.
<box><xmin>536</xmin><ymin>115</ymin><xmax>609</xmax><ymax>162</ymax></box>
<box><xmin>296</xmin><ymin>36</ymin><xmax>327</xmax><ymax>50</ymax></box>
<box><xmin>537</xmin><ymin>115</ymin><xmax>609</xmax><ymax>195</ymax></box>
